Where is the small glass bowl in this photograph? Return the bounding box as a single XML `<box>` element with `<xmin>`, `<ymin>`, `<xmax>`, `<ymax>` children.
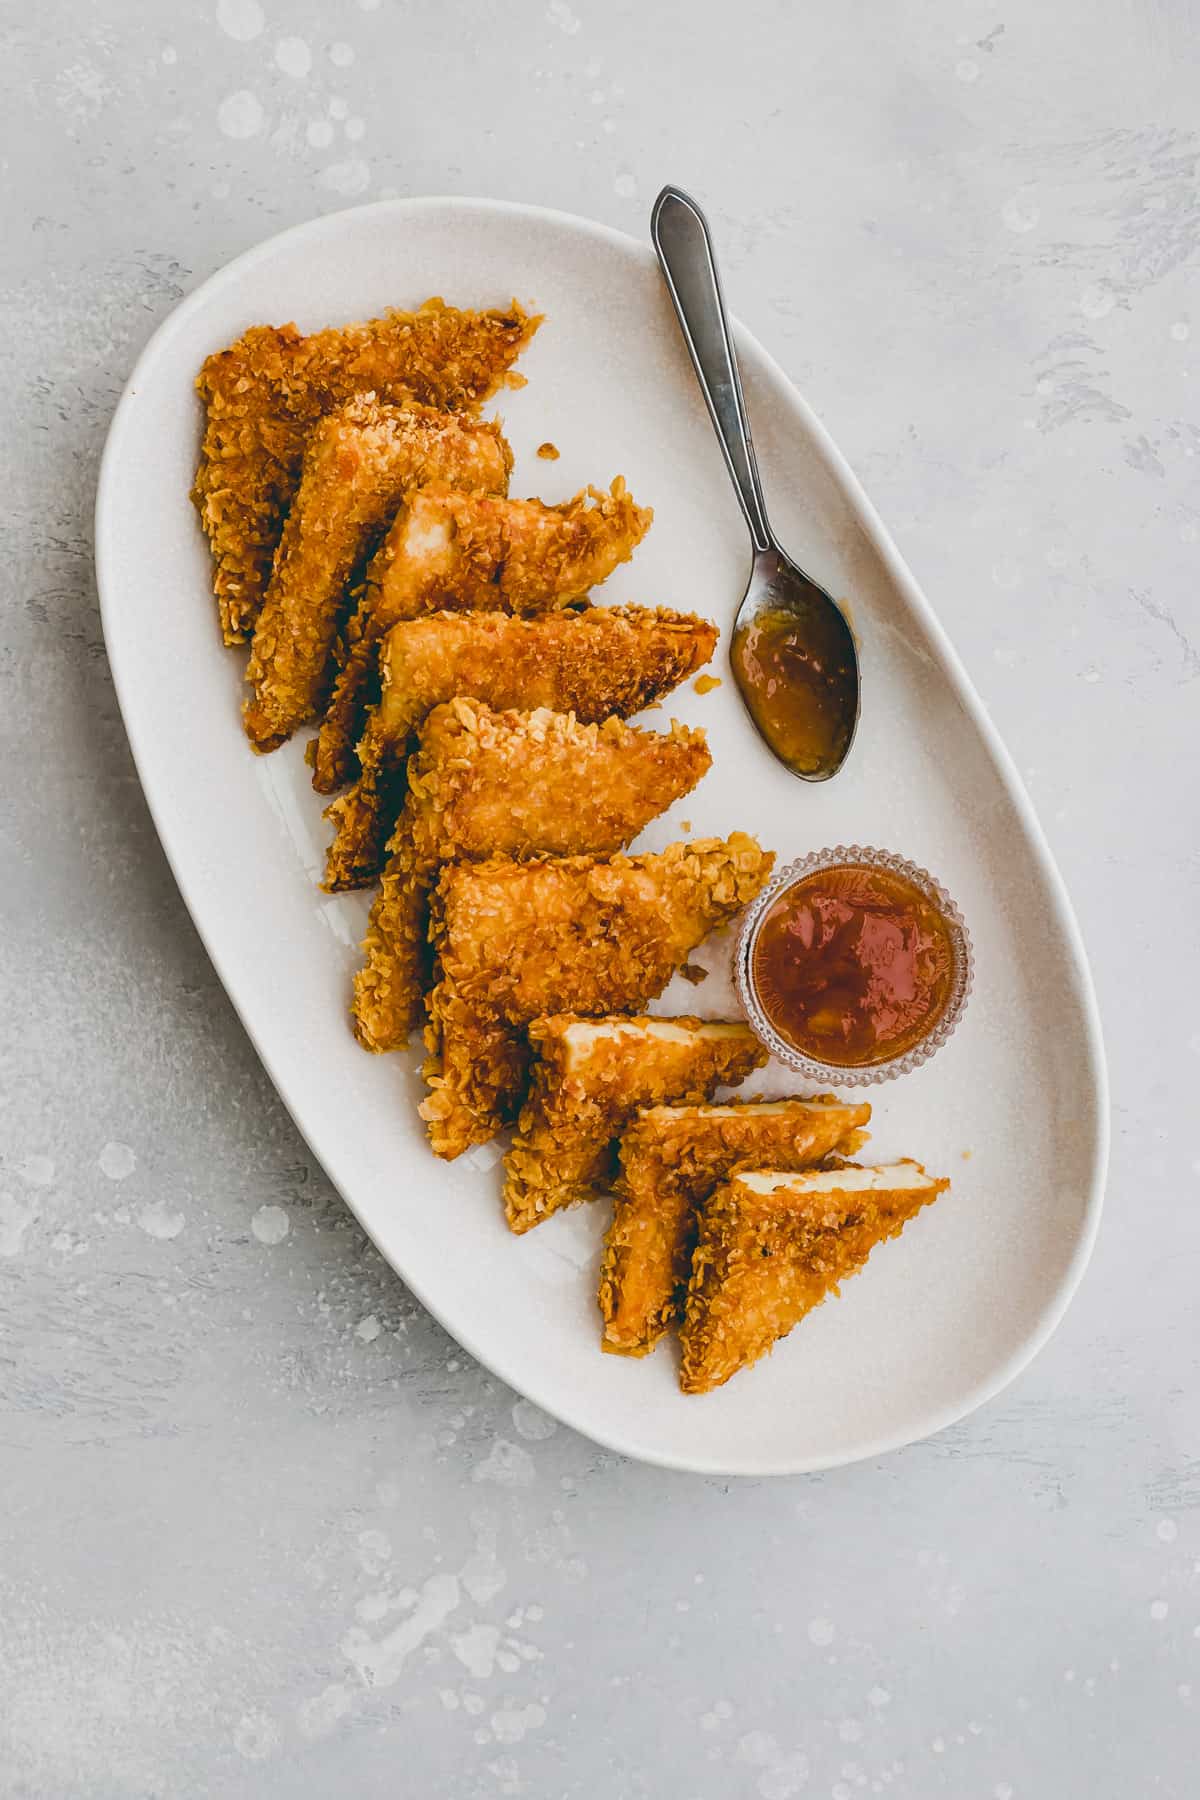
<box><xmin>734</xmin><ymin>844</ymin><xmax>974</xmax><ymax>1088</ymax></box>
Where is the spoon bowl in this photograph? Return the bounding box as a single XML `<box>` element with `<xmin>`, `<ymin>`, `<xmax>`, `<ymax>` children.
<box><xmin>651</xmin><ymin>186</ymin><xmax>861</xmax><ymax>781</ymax></box>
<box><xmin>732</xmin><ymin>547</ymin><xmax>860</xmax><ymax>781</ymax></box>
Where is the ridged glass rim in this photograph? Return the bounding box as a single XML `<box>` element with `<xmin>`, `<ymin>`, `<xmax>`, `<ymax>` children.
<box><xmin>734</xmin><ymin>845</ymin><xmax>975</xmax><ymax>1088</ymax></box>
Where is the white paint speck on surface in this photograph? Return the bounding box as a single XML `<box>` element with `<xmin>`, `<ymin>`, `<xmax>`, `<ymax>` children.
<box><xmin>955</xmin><ymin>57</ymin><xmax>980</xmax><ymax>82</ymax></box>
<box><xmin>355</xmin><ymin>1591</ymin><xmax>391</xmax><ymax>1623</ymax></box>
<box><xmin>869</xmin><ymin>1685</ymin><xmax>891</xmax><ymax>1707</ymax></box>
<box><xmin>318</xmin><ymin>158</ymin><xmax>370</xmax><ymax>196</ymax></box>
<box><xmin>452</xmin><ymin>1622</ymin><xmax>500</xmax><ymax>1678</ymax></box>
<box><xmin>0</xmin><ymin>1192</ymin><xmax>38</xmax><ymax>1258</ymax></box>
<box><xmin>546</xmin><ymin>0</ymin><xmax>581</xmax><ymax>33</ymax></box>
<box><xmin>306</xmin><ymin>118</ymin><xmax>334</xmax><ymax>147</ymax></box>
<box><xmin>275</xmin><ymin>37</ymin><xmax>312</xmax><ymax>79</ymax></box>
<box><xmin>356</xmin><ymin>1529</ymin><xmax>392</xmax><ymax>1574</ymax></box>
<box><xmin>328</xmin><ymin>95</ymin><xmax>349</xmax><ymax>119</ymax></box>
<box><xmin>1170</xmin><ymin>321</ymin><xmax>1190</xmax><ymax>342</ymax></box>
<box><xmin>473</xmin><ymin>1441</ymin><xmax>536</xmax><ymax>1487</ymax></box>
<box><xmin>99</xmin><ymin>1141</ymin><xmax>136</xmax><ymax>1181</ymax></box>
<box><xmin>1157</xmin><ymin>1518</ymin><xmax>1178</xmax><ymax>1543</ymax></box>
<box><xmin>137</xmin><ymin>1200</ymin><xmax>185</xmax><ymax>1240</ymax></box>
<box><xmin>461</xmin><ymin>1543</ymin><xmax>506</xmax><ymax>1607</ymax></box>
<box><xmin>342</xmin><ymin>1572</ymin><xmax>460</xmax><ymax>1687</ymax></box>
<box><xmin>217</xmin><ymin>90</ymin><xmax>264</xmax><ymax>139</ymax></box>
<box><xmin>355</xmin><ymin>1312</ymin><xmax>381</xmax><ymax>1342</ymax></box>
<box><xmin>344</xmin><ymin>116</ymin><xmax>366</xmax><ymax>141</ymax></box>
<box><xmin>614</xmin><ymin>172</ymin><xmax>637</xmax><ymax>199</ymax></box>
<box><xmin>807</xmin><ymin>1617</ymin><xmax>835</xmax><ymax>1646</ymax></box>
<box><xmin>161</xmin><ymin>45</ymin><xmax>177</xmax><ymax>65</ymax></box>
<box><xmin>330</xmin><ymin>41</ymin><xmax>356</xmax><ymax>66</ymax></box>
<box><xmin>217</xmin><ymin>0</ymin><xmax>265</xmax><ymax>42</ymax></box>
<box><xmin>755</xmin><ymin>1747</ymin><xmax>808</xmax><ymax>1797</ymax></box>
<box><xmin>1001</xmin><ymin>191</ymin><xmax>1040</xmax><ymax>233</ymax></box>
<box><xmin>296</xmin><ymin>1683</ymin><xmax>352</xmax><ymax>1740</ymax></box>
<box><xmin>490</xmin><ymin>1701</ymin><xmax>546</xmax><ymax>1745</ymax></box>
<box><xmin>511</xmin><ymin>1399</ymin><xmax>557</xmax><ymax>1441</ymax></box>
<box><xmin>1150</xmin><ymin>1599</ymin><xmax>1169</xmax><ymax>1620</ymax></box>
<box><xmin>1080</xmin><ymin>282</ymin><xmax>1116</xmax><ymax>320</ymax></box>
<box><xmin>15</xmin><ymin>1154</ymin><xmax>55</xmax><ymax>1188</ymax></box>
<box><xmin>233</xmin><ymin>1709</ymin><xmax>280</xmax><ymax>1761</ymax></box>
<box><xmin>251</xmin><ymin>1203</ymin><xmax>290</xmax><ymax>1245</ymax></box>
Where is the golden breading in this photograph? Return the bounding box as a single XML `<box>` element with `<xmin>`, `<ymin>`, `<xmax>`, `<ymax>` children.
<box><xmin>419</xmin><ymin>834</ymin><xmax>775</xmax><ymax>1160</ymax></box>
<box><xmin>598</xmin><ymin>1097</ymin><xmax>872</xmax><ymax>1357</ymax></box>
<box><xmin>312</xmin><ymin>478</ymin><xmax>653</xmax><ymax>793</ymax></box>
<box><xmin>503</xmin><ymin>1016</ymin><xmax>766</xmax><ymax>1236</ymax></box>
<box><xmin>193</xmin><ymin>299</ymin><xmax>538</xmax><ymax>644</ymax></box>
<box><xmin>352</xmin><ymin>704</ymin><xmax>712</xmax><ymax>1053</ymax></box>
<box><xmin>322</xmin><ymin>605</ymin><xmax>719</xmax><ymax>890</ymax></box>
<box><xmin>679</xmin><ymin>1162</ymin><xmax>949</xmax><ymax>1394</ymax></box>
<box><xmin>243</xmin><ymin>401</ymin><xmax>512</xmax><ymax>752</ymax></box>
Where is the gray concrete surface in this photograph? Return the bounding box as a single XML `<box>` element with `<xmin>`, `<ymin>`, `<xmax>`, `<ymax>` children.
<box><xmin>2</xmin><ymin>2</ymin><xmax>1197</xmax><ymax>1795</ymax></box>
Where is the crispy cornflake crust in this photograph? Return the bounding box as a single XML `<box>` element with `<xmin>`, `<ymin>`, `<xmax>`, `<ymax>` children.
<box><xmin>192</xmin><ymin>299</ymin><xmax>539</xmax><ymax>644</ymax></box>
<box><xmin>503</xmin><ymin>1016</ymin><xmax>766</xmax><ymax>1236</ymax></box>
<box><xmin>419</xmin><ymin>834</ymin><xmax>775</xmax><ymax>1160</ymax></box>
<box><xmin>678</xmin><ymin>1161</ymin><xmax>949</xmax><ymax>1394</ymax></box>
<box><xmin>321</xmin><ymin>605</ymin><xmax>719</xmax><ymax>890</ymax></box>
<box><xmin>313</xmin><ymin>477</ymin><xmax>654</xmax><ymax>793</ymax></box>
<box><xmin>598</xmin><ymin>1096</ymin><xmax>872</xmax><ymax>1358</ymax></box>
<box><xmin>243</xmin><ymin>401</ymin><xmax>511</xmax><ymax>751</ymax></box>
<box><xmin>351</xmin><ymin>703</ymin><xmax>712</xmax><ymax>1053</ymax></box>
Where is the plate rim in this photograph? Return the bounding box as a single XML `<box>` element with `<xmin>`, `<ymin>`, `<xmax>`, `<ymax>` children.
<box><xmin>94</xmin><ymin>194</ymin><xmax>1110</xmax><ymax>1475</ymax></box>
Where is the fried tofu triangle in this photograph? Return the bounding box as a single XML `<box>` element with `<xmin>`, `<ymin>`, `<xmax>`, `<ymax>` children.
<box><xmin>420</xmin><ymin>834</ymin><xmax>775</xmax><ymax>1160</ymax></box>
<box><xmin>244</xmin><ymin>400</ymin><xmax>512</xmax><ymax>752</ymax></box>
<box><xmin>352</xmin><ymin>704</ymin><xmax>712</xmax><ymax>1053</ymax></box>
<box><xmin>322</xmin><ymin>605</ymin><xmax>718</xmax><ymax>890</ymax></box>
<box><xmin>191</xmin><ymin>302</ymin><xmax>536</xmax><ymax>648</ymax></box>
<box><xmin>503</xmin><ymin>1016</ymin><xmax>766</xmax><ymax>1236</ymax></box>
<box><xmin>599</xmin><ymin>1096</ymin><xmax>872</xmax><ymax>1358</ymax></box>
<box><xmin>193</xmin><ymin>298</ymin><xmax>538</xmax><ymax>645</ymax></box>
<box><xmin>313</xmin><ymin>477</ymin><xmax>654</xmax><ymax>792</ymax></box>
<box><xmin>679</xmin><ymin>1162</ymin><xmax>949</xmax><ymax>1394</ymax></box>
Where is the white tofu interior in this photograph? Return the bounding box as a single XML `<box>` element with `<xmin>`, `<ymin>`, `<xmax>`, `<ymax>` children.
<box><xmin>645</xmin><ymin>1099</ymin><xmax>844</xmax><ymax>1122</ymax></box>
<box><xmin>563</xmin><ymin>1017</ymin><xmax>750</xmax><ymax>1069</ymax></box>
<box><xmin>736</xmin><ymin>1163</ymin><xmax>932</xmax><ymax>1196</ymax></box>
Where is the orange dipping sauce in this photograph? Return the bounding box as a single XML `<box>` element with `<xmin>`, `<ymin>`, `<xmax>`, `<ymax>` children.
<box><xmin>750</xmin><ymin>863</ymin><xmax>959</xmax><ymax>1067</ymax></box>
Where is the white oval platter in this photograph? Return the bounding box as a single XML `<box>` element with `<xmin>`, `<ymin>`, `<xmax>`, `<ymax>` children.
<box><xmin>95</xmin><ymin>198</ymin><xmax>1108</xmax><ymax>1475</ymax></box>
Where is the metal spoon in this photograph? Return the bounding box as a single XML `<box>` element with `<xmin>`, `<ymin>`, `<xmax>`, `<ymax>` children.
<box><xmin>651</xmin><ymin>185</ymin><xmax>860</xmax><ymax>782</ymax></box>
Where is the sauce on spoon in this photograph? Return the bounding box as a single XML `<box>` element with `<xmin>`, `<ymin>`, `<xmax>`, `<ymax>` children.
<box><xmin>731</xmin><ymin>599</ymin><xmax>857</xmax><ymax>778</ymax></box>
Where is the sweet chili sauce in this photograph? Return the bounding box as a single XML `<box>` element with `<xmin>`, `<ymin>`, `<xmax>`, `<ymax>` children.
<box><xmin>730</xmin><ymin>600</ymin><xmax>857</xmax><ymax>778</ymax></box>
<box><xmin>750</xmin><ymin>863</ymin><xmax>959</xmax><ymax>1067</ymax></box>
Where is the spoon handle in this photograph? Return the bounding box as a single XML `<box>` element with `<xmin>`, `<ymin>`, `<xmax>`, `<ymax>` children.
<box><xmin>651</xmin><ymin>185</ymin><xmax>774</xmax><ymax>556</ymax></box>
